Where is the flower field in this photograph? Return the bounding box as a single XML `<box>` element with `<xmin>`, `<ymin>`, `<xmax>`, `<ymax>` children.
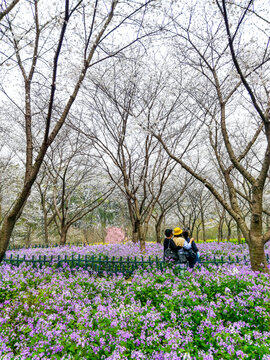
<box><xmin>1</xmin><ymin>243</ymin><xmax>270</xmax><ymax>360</ymax></box>
<box><xmin>5</xmin><ymin>241</ymin><xmax>270</xmax><ymax>262</ymax></box>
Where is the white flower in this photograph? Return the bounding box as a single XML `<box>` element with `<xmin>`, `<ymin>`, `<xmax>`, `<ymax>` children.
<box><xmin>183</xmin><ymin>353</ymin><xmax>191</xmax><ymax>360</ymax></box>
<box><xmin>231</xmin><ymin>267</ymin><xmax>239</xmax><ymax>275</ymax></box>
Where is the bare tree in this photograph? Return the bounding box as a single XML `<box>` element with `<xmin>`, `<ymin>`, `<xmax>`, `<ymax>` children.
<box><xmin>155</xmin><ymin>0</ymin><xmax>270</xmax><ymax>271</ymax></box>
<box><xmin>173</xmin><ymin>183</ymin><xmax>213</xmax><ymax>241</ymax></box>
<box><xmin>75</xmin><ymin>57</ymin><xmax>181</xmax><ymax>251</ymax></box>
<box><xmin>36</xmin><ymin>168</ymin><xmax>56</xmax><ymax>246</ymax></box>
<box><xmin>0</xmin><ymin>0</ymin><xmax>155</xmax><ymax>261</ymax></box>
<box><xmin>151</xmin><ymin>172</ymin><xmax>193</xmax><ymax>243</ymax></box>
<box><xmin>41</xmin><ymin>130</ymin><xmax>115</xmax><ymax>245</ymax></box>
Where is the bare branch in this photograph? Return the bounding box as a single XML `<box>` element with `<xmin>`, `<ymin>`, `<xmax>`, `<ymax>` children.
<box><xmin>0</xmin><ymin>0</ymin><xmax>20</xmax><ymax>21</ymax></box>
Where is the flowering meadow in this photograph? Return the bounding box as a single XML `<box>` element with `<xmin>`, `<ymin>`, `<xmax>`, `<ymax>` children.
<box><xmin>5</xmin><ymin>241</ymin><xmax>270</xmax><ymax>262</ymax></box>
<box><xmin>1</xmin><ymin>243</ymin><xmax>270</xmax><ymax>360</ymax></box>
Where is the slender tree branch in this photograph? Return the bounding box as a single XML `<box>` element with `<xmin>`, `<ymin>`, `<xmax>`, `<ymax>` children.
<box><xmin>0</xmin><ymin>0</ymin><xmax>20</xmax><ymax>21</ymax></box>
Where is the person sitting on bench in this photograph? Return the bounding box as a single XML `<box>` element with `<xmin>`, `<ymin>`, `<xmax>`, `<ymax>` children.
<box><xmin>163</xmin><ymin>229</ymin><xmax>180</xmax><ymax>261</ymax></box>
<box><xmin>173</xmin><ymin>227</ymin><xmax>193</xmax><ymax>266</ymax></box>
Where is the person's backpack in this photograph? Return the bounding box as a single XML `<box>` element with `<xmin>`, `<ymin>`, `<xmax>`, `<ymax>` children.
<box><xmin>184</xmin><ymin>248</ymin><xmax>196</xmax><ymax>261</ymax></box>
<box><xmin>164</xmin><ymin>239</ymin><xmax>178</xmax><ymax>261</ymax></box>
<box><xmin>182</xmin><ymin>238</ymin><xmax>197</xmax><ymax>261</ymax></box>
<box><xmin>177</xmin><ymin>248</ymin><xmax>188</xmax><ymax>263</ymax></box>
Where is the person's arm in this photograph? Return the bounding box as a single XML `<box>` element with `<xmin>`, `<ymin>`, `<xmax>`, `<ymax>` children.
<box><xmin>168</xmin><ymin>239</ymin><xmax>179</xmax><ymax>251</ymax></box>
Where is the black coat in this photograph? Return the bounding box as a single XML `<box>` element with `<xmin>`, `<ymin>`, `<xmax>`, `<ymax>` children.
<box><xmin>163</xmin><ymin>238</ymin><xmax>182</xmax><ymax>260</ymax></box>
<box><xmin>186</xmin><ymin>237</ymin><xmax>199</xmax><ymax>268</ymax></box>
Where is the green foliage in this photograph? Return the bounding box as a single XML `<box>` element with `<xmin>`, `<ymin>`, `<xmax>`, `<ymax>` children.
<box><xmin>0</xmin><ymin>264</ymin><xmax>269</xmax><ymax>359</ymax></box>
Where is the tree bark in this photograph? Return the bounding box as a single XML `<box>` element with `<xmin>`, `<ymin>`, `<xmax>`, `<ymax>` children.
<box><xmin>248</xmin><ymin>188</ymin><xmax>269</xmax><ymax>272</ymax></box>
<box><xmin>0</xmin><ymin>217</ymin><xmax>18</xmax><ymax>260</ymax></box>
<box><xmin>0</xmin><ymin>194</ymin><xmax>2</xmax><ymax>223</ymax></box>
<box><xmin>82</xmin><ymin>229</ymin><xmax>90</xmax><ymax>245</ymax></box>
<box><xmin>237</xmin><ymin>224</ymin><xmax>242</xmax><ymax>244</ymax></box>
<box><xmin>60</xmin><ymin>226</ymin><xmax>68</xmax><ymax>246</ymax></box>
<box><xmin>25</xmin><ymin>224</ymin><xmax>32</xmax><ymax>248</ymax></box>
<box><xmin>43</xmin><ymin>212</ymin><xmax>49</xmax><ymax>246</ymax></box>
<box><xmin>218</xmin><ymin>219</ymin><xmax>224</xmax><ymax>242</ymax></box>
<box><xmin>201</xmin><ymin>210</ymin><xmax>206</xmax><ymax>241</ymax></box>
<box><xmin>248</xmin><ymin>235</ymin><xmax>268</xmax><ymax>272</ymax></box>
<box><xmin>132</xmin><ymin>220</ymin><xmax>146</xmax><ymax>252</ymax></box>
<box><xmin>0</xmin><ymin>174</ymin><xmax>38</xmax><ymax>261</ymax></box>
<box><xmin>226</xmin><ymin>219</ymin><xmax>232</xmax><ymax>242</ymax></box>
<box><xmin>155</xmin><ymin>219</ymin><xmax>162</xmax><ymax>244</ymax></box>
<box><xmin>39</xmin><ymin>188</ymin><xmax>50</xmax><ymax>246</ymax></box>
<box><xmin>195</xmin><ymin>224</ymin><xmax>201</xmax><ymax>242</ymax></box>
<box><xmin>138</xmin><ymin>224</ymin><xmax>146</xmax><ymax>252</ymax></box>
<box><xmin>132</xmin><ymin>219</ymin><xmax>140</xmax><ymax>243</ymax></box>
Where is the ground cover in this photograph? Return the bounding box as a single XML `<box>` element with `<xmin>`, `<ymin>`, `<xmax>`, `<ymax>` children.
<box><xmin>1</xmin><ymin>243</ymin><xmax>270</xmax><ymax>359</ymax></box>
<box><xmin>5</xmin><ymin>242</ymin><xmax>270</xmax><ymax>262</ymax></box>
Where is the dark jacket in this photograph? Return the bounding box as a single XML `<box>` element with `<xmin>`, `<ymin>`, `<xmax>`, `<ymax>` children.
<box><xmin>186</xmin><ymin>237</ymin><xmax>199</xmax><ymax>268</ymax></box>
<box><xmin>164</xmin><ymin>238</ymin><xmax>182</xmax><ymax>260</ymax></box>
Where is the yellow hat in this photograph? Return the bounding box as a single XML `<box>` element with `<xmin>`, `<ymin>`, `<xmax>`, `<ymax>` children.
<box><xmin>174</xmin><ymin>227</ymin><xmax>182</xmax><ymax>236</ymax></box>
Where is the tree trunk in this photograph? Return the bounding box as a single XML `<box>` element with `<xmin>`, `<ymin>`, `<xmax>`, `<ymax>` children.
<box><xmin>25</xmin><ymin>224</ymin><xmax>32</xmax><ymax>248</ymax></box>
<box><xmin>201</xmin><ymin>211</ymin><xmax>206</xmax><ymax>241</ymax></box>
<box><xmin>82</xmin><ymin>229</ymin><xmax>90</xmax><ymax>245</ymax></box>
<box><xmin>226</xmin><ymin>220</ymin><xmax>232</xmax><ymax>242</ymax></box>
<box><xmin>218</xmin><ymin>216</ymin><xmax>224</xmax><ymax>242</ymax></box>
<box><xmin>0</xmin><ymin>140</ymin><xmax>54</xmax><ymax>262</ymax></box>
<box><xmin>0</xmin><ymin>194</ymin><xmax>2</xmax><ymax>223</ymax></box>
<box><xmin>237</xmin><ymin>224</ymin><xmax>242</xmax><ymax>244</ymax></box>
<box><xmin>132</xmin><ymin>220</ymin><xmax>146</xmax><ymax>252</ymax></box>
<box><xmin>132</xmin><ymin>220</ymin><xmax>140</xmax><ymax>243</ymax></box>
<box><xmin>155</xmin><ymin>219</ymin><xmax>162</xmax><ymax>244</ymax></box>
<box><xmin>43</xmin><ymin>211</ymin><xmax>49</xmax><ymax>246</ymax></box>
<box><xmin>248</xmin><ymin>235</ymin><xmax>268</xmax><ymax>272</ymax></box>
<box><xmin>248</xmin><ymin>194</ymin><xmax>269</xmax><ymax>272</ymax></box>
<box><xmin>202</xmin><ymin>222</ymin><xmax>206</xmax><ymax>241</ymax></box>
<box><xmin>140</xmin><ymin>239</ymin><xmax>146</xmax><ymax>252</ymax></box>
<box><xmin>138</xmin><ymin>224</ymin><xmax>146</xmax><ymax>253</ymax></box>
<box><xmin>0</xmin><ymin>216</ymin><xmax>18</xmax><ymax>261</ymax></box>
<box><xmin>101</xmin><ymin>226</ymin><xmax>106</xmax><ymax>245</ymax></box>
<box><xmin>190</xmin><ymin>219</ymin><xmax>196</xmax><ymax>239</ymax></box>
<box><xmin>60</xmin><ymin>226</ymin><xmax>68</xmax><ymax>246</ymax></box>
<box><xmin>195</xmin><ymin>225</ymin><xmax>201</xmax><ymax>241</ymax></box>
